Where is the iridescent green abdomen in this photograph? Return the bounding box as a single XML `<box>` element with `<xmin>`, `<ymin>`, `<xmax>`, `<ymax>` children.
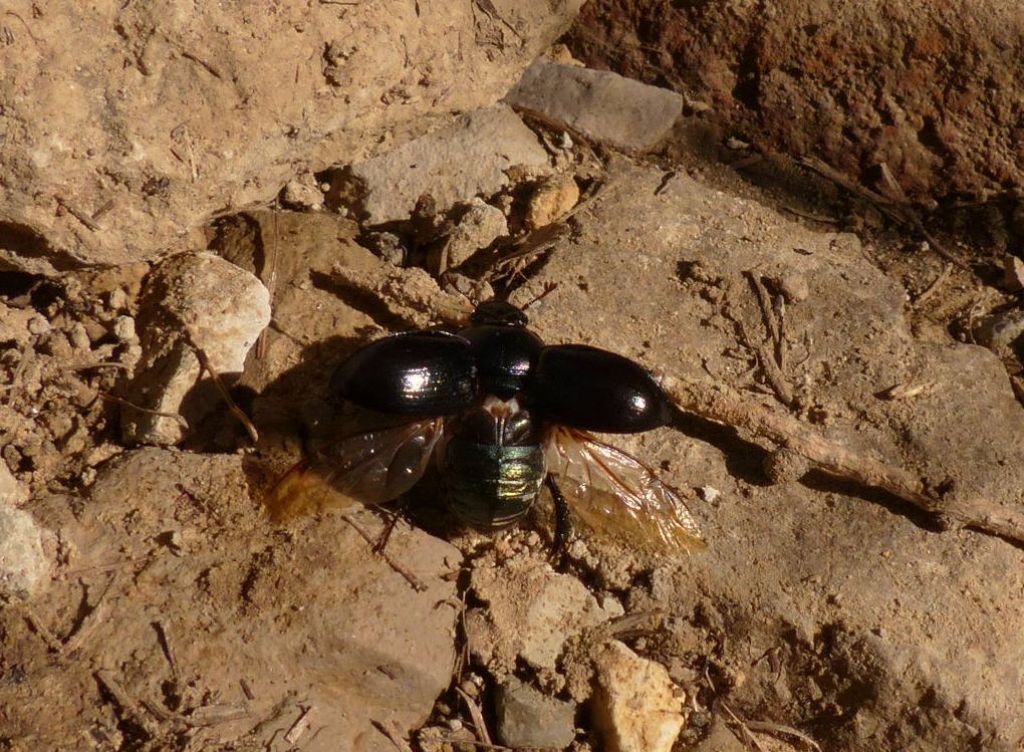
<box><xmin>443</xmin><ymin>440</ymin><xmax>546</xmax><ymax>529</ymax></box>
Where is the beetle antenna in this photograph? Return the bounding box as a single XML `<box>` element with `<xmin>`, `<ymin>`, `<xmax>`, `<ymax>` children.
<box><xmin>520</xmin><ymin>281</ymin><xmax>558</xmax><ymax>312</ymax></box>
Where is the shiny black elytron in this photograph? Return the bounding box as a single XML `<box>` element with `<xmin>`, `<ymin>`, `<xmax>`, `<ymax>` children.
<box><xmin>268</xmin><ymin>300</ymin><xmax>704</xmax><ymax>554</ymax></box>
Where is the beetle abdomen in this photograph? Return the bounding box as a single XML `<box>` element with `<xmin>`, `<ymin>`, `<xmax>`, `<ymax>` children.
<box><xmin>330</xmin><ymin>331</ymin><xmax>477</xmax><ymax>415</ymax></box>
<box><xmin>443</xmin><ymin>440</ymin><xmax>545</xmax><ymax>529</ymax></box>
<box><xmin>530</xmin><ymin>344</ymin><xmax>673</xmax><ymax>433</ymax></box>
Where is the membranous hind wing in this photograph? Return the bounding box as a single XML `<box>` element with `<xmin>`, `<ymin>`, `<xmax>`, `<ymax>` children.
<box><xmin>265</xmin><ymin>405</ymin><xmax>446</xmax><ymax>523</ymax></box>
<box><xmin>544</xmin><ymin>425</ymin><xmax>705</xmax><ymax>554</ymax></box>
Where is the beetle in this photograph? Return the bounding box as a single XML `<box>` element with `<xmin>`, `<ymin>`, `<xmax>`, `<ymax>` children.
<box><xmin>266</xmin><ymin>299</ymin><xmax>704</xmax><ymax>554</ymax></box>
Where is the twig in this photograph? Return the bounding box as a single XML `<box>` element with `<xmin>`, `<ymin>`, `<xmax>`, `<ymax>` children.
<box><xmin>21</xmin><ymin>604</ymin><xmax>65</xmax><ymax>654</ymax></box>
<box><xmin>194</xmin><ymin>348</ymin><xmax>260</xmax><ymax>443</ymax></box>
<box><xmin>721</xmin><ymin>702</ymin><xmax>768</xmax><ymax>752</ymax></box>
<box><xmin>456</xmin><ymin>686</ymin><xmax>493</xmax><ymax>746</ymax></box>
<box><xmin>95</xmin><ymin>669</ymin><xmax>160</xmax><ymax>736</ymax></box>
<box><xmin>372</xmin><ymin>720</ymin><xmax>414</xmax><ymax>752</ymax></box>
<box><xmin>55</xmin><ymin>196</ymin><xmax>102</xmax><ymax>232</ymax></box>
<box><xmin>912</xmin><ymin>262</ymin><xmax>953</xmax><ymax>306</ymax></box>
<box><xmin>341</xmin><ymin>514</ymin><xmax>426</xmax><ymax>591</ymax></box>
<box><xmin>284</xmin><ymin>706</ymin><xmax>314</xmax><ymax>744</ymax></box>
<box><xmin>436</xmin><ymin>739</ymin><xmax>515</xmax><ymax>751</ymax></box>
<box><xmin>744</xmin><ymin>719</ymin><xmax>822</xmax><ymax>751</ymax></box>
<box><xmin>180</xmin><ymin>50</ymin><xmax>224</xmax><ymax>80</ymax></box>
<box><xmin>658</xmin><ymin>374</ymin><xmax>1024</xmax><ymax>545</ymax></box>
<box><xmin>799</xmin><ymin>157</ymin><xmax>969</xmax><ymax>270</ymax></box>
<box><xmin>64</xmin><ymin>572</ymin><xmax>121</xmax><ymax>654</ymax></box>
<box><xmin>98</xmin><ymin>390</ymin><xmax>189</xmax><ymax>430</ymax></box>
<box><xmin>728</xmin><ymin>308</ymin><xmax>794</xmax><ymax>408</ymax></box>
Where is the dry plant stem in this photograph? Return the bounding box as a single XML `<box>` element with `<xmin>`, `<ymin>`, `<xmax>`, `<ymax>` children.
<box><xmin>744</xmin><ymin>720</ymin><xmax>822</xmax><ymax>751</ymax></box>
<box><xmin>194</xmin><ymin>348</ymin><xmax>260</xmax><ymax>444</ymax></box>
<box><xmin>456</xmin><ymin>686</ymin><xmax>493</xmax><ymax>746</ymax></box>
<box><xmin>659</xmin><ymin>375</ymin><xmax>1024</xmax><ymax>545</ymax></box>
<box><xmin>98</xmin><ymin>390</ymin><xmax>189</xmax><ymax>429</ymax></box>
<box><xmin>798</xmin><ymin>157</ymin><xmax>969</xmax><ymax>271</ymax></box>
<box><xmin>95</xmin><ymin>669</ymin><xmax>160</xmax><ymax>736</ymax></box>
<box><xmin>341</xmin><ymin>514</ymin><xmax>427</xmax><ymax>592</ymax></box>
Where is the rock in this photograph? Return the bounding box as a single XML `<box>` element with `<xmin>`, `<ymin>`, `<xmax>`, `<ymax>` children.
<box><xmin>0</xmin><ymin>2</ymin><xmax>582</xmax><ymax>271</ymax></box>
<box><xmin>112</xmin><ymin>315</ymin><xmax>137</xmax><ymax>342</ymax></box>
<box><xmin>329</xmin><ymin>105</ymin><xmax>550</xmax><ymax>225</ymax></box>
<box><xmin>465</xmin><ymin>556</ymin><xmax>615</xmax><ymax>674</ymax></box>
<box><xmin>437</xmin><ymin>199</ymin><xmax>509</xmax><ymax>270</ymax></box>
<box><xmin>120</xmin><ymin>252</ymin><xmax>270</xmax><ymax>445</ymax></box>
<box><xmin>773</xmin><ymin>271</ymin><xmax>810</xmax><ymax>303</ymax></box>
<box><xmin>495</xmin><ymin>678</ymin><xmax>577</xmax><ymax>749</ymax></box>
<box><xmin>363</xmin><ymin>231</ymin><xmax>408</xmax><ymax>266</ymax></box>
<box><xmin>972</xmin><ymin>308</ymin><xmax>1024</xmax><ymax>357</ymax></box>
<box><xmin>506</xmin><ymin>61</ymin><xmax>683</xmax><ymax>153</ymax></box>
<box><xmin>763</xmin><ymin>447</ymin><xmax>811</xmax><ymax>484</ymax></box>
<box><xmin>525</xmin><ymin>174</ymin><xmax>580</xmax><ymax>229</ymax></box>
<box><xmin>1003</xmin><ymin>255</ymin><xmax>1024</xmax><ymax>292</ymax></box>
<box><xmin>281</xmin><ymin>173</ymin><xmax>324</xmax><ymax>211</ymax></box>
<box><xmin>592</xmin><ymin>641</ymin><xmax>686</xmax><ymax>752</ymax></box>
<box><xmin>2</xmin><ymin>449</ymin><xmax>460</xmax><ymax>749</ymax></box>
<box><xmin>0</xmin><ymin>461</ymin><xmax>28</xmax><ymax>506</ymax></box>
<box><xmin>0</xmin><ymin>504</ymin><xmax>49</xmax><ymax>599</ymax></box>
<box><xmin>691</xmin><ymin>719</ymin><xmax>746</xmax><ymax>752</ymax></box>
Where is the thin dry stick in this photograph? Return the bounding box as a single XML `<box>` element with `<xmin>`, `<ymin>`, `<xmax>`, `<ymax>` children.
<box><xmin>95</xmin><ymin>669</ymin><xmax>160</xmax><ymax>735</ymax></box>
<box><xmin>456</xmin><ymin>686</ymin><xmax>493</xmax><ymax>746</ymax></box>
<box><xmin>658</xmin><ymin>374</ymin><xmax>1024</xmax><ymax>545</ymax></box>
<box><xmin>341</xmin><ymin>514</ymin><xmax>426</xmax><ymax>592</ymax></box>
<box><xmin>721</xmin><ymin>701</ymin><xmax>768</xmax><ymax>752</ymax></box>
<box><xmin>21</xmin><ymin>603</ymin><xmax>65</xmax><ymax>654</ymax></box>
<box><xmin>64</xmin><ymin>571</ymin><xmax>121</xmax><ymax>654</ymax></box>
<box><xmin>745</xmin><ymin>719</ymin><xmax>822</xmax><ymax>751</ymax></box>
<box><xmin>913</xmin><ymin>262</ymin><xmax>953</xmax><ymax>306</ymax></box>
<box><xmin>194</xmin><ymin>348</ymin><xmax>259</xmax><ymax>444</ymax></box>
<box><xmin>98</xmin><ymin>391</ymin><xmax>189</xmax><ymax>430</ymax></box>
<box><xmin>799</xmin><ymin>157</ymin><xmax>969</xmax><ymax>271</ymax></box>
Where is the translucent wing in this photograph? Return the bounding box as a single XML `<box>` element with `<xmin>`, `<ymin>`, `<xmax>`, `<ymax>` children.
<box><xmin>265</xmin><ymin>406</ymin><xmax>446</xmax><ymax>523</ymax></box>
<box><xmin>544</xmin><ymin>425</ymin><xmax>705</xmax><ymax>554</ymax></box>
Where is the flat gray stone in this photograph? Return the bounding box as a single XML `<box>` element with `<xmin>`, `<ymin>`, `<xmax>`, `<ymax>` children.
<box><xmin>331</xmin><ymin>105</ymin><xmax>549</xmax><ymax>225</ymax></box>
<box><xmin>496</xmin><ymin>678</ymin><xmax>577</xmax><ymax>749</ymax></box>
<box><xmin>506</xmin><ymin>61</ymin><xmax>682</xmax><ymax>152</ymax></box>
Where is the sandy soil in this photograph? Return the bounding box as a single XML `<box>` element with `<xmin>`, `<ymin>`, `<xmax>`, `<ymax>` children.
<box><xmin>2</xmin><ymin>6</ymin><xmax>1024</xmax><ymax>752</ymax></box>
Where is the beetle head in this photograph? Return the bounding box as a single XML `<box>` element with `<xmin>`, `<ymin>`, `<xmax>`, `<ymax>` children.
<box><xmin>470</xmin><ymin>299</ymin><xmax>528</xmax><ymax>327</ymax></box>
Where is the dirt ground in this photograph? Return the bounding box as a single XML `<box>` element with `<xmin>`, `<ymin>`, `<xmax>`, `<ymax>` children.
<box><xmin>3</xmin><ymin>6</ymin><xmax>1024</xmax><ymax>752</ymax></box>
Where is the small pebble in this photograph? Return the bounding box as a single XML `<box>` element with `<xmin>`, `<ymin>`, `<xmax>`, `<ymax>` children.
<box><xmin>697</xmin><ymin>486</ymin><xmax>720</xmax><ymax>504</ymax></box>
<box><xmin>107</xmin><ymin>287</ymin><xmax>129</xmax><ymax>311</ymax></box>
<box><xmin>113</xmin><ymin>315</ymin><xmax>137</xmax><ymax>342</ymax></box>
<box><xmin>27</xmin><ymin>316</ymin><xmax>51</xmax><ymax>335</ymax></box>
<box><xmin>0</xmin><ymin>503</ymin><xmax>50</xmax><ymax>599</ymax></box>
<box><xmin>67</xmin><ymin>321</ymin><xmax>92</xmax><ymax>351</ymax></box>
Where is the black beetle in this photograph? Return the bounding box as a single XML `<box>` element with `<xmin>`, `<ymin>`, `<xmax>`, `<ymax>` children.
<box><xmin>268</xmin><ymin>299</ymin><xmax>703</xmax><ymax>554</ymax></box>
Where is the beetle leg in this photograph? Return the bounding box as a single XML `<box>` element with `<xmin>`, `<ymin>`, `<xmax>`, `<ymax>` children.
<box><xmin>545</xmin><ymin>474</ymin><xmax>573</xmax><ymax>559</ymax></box>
